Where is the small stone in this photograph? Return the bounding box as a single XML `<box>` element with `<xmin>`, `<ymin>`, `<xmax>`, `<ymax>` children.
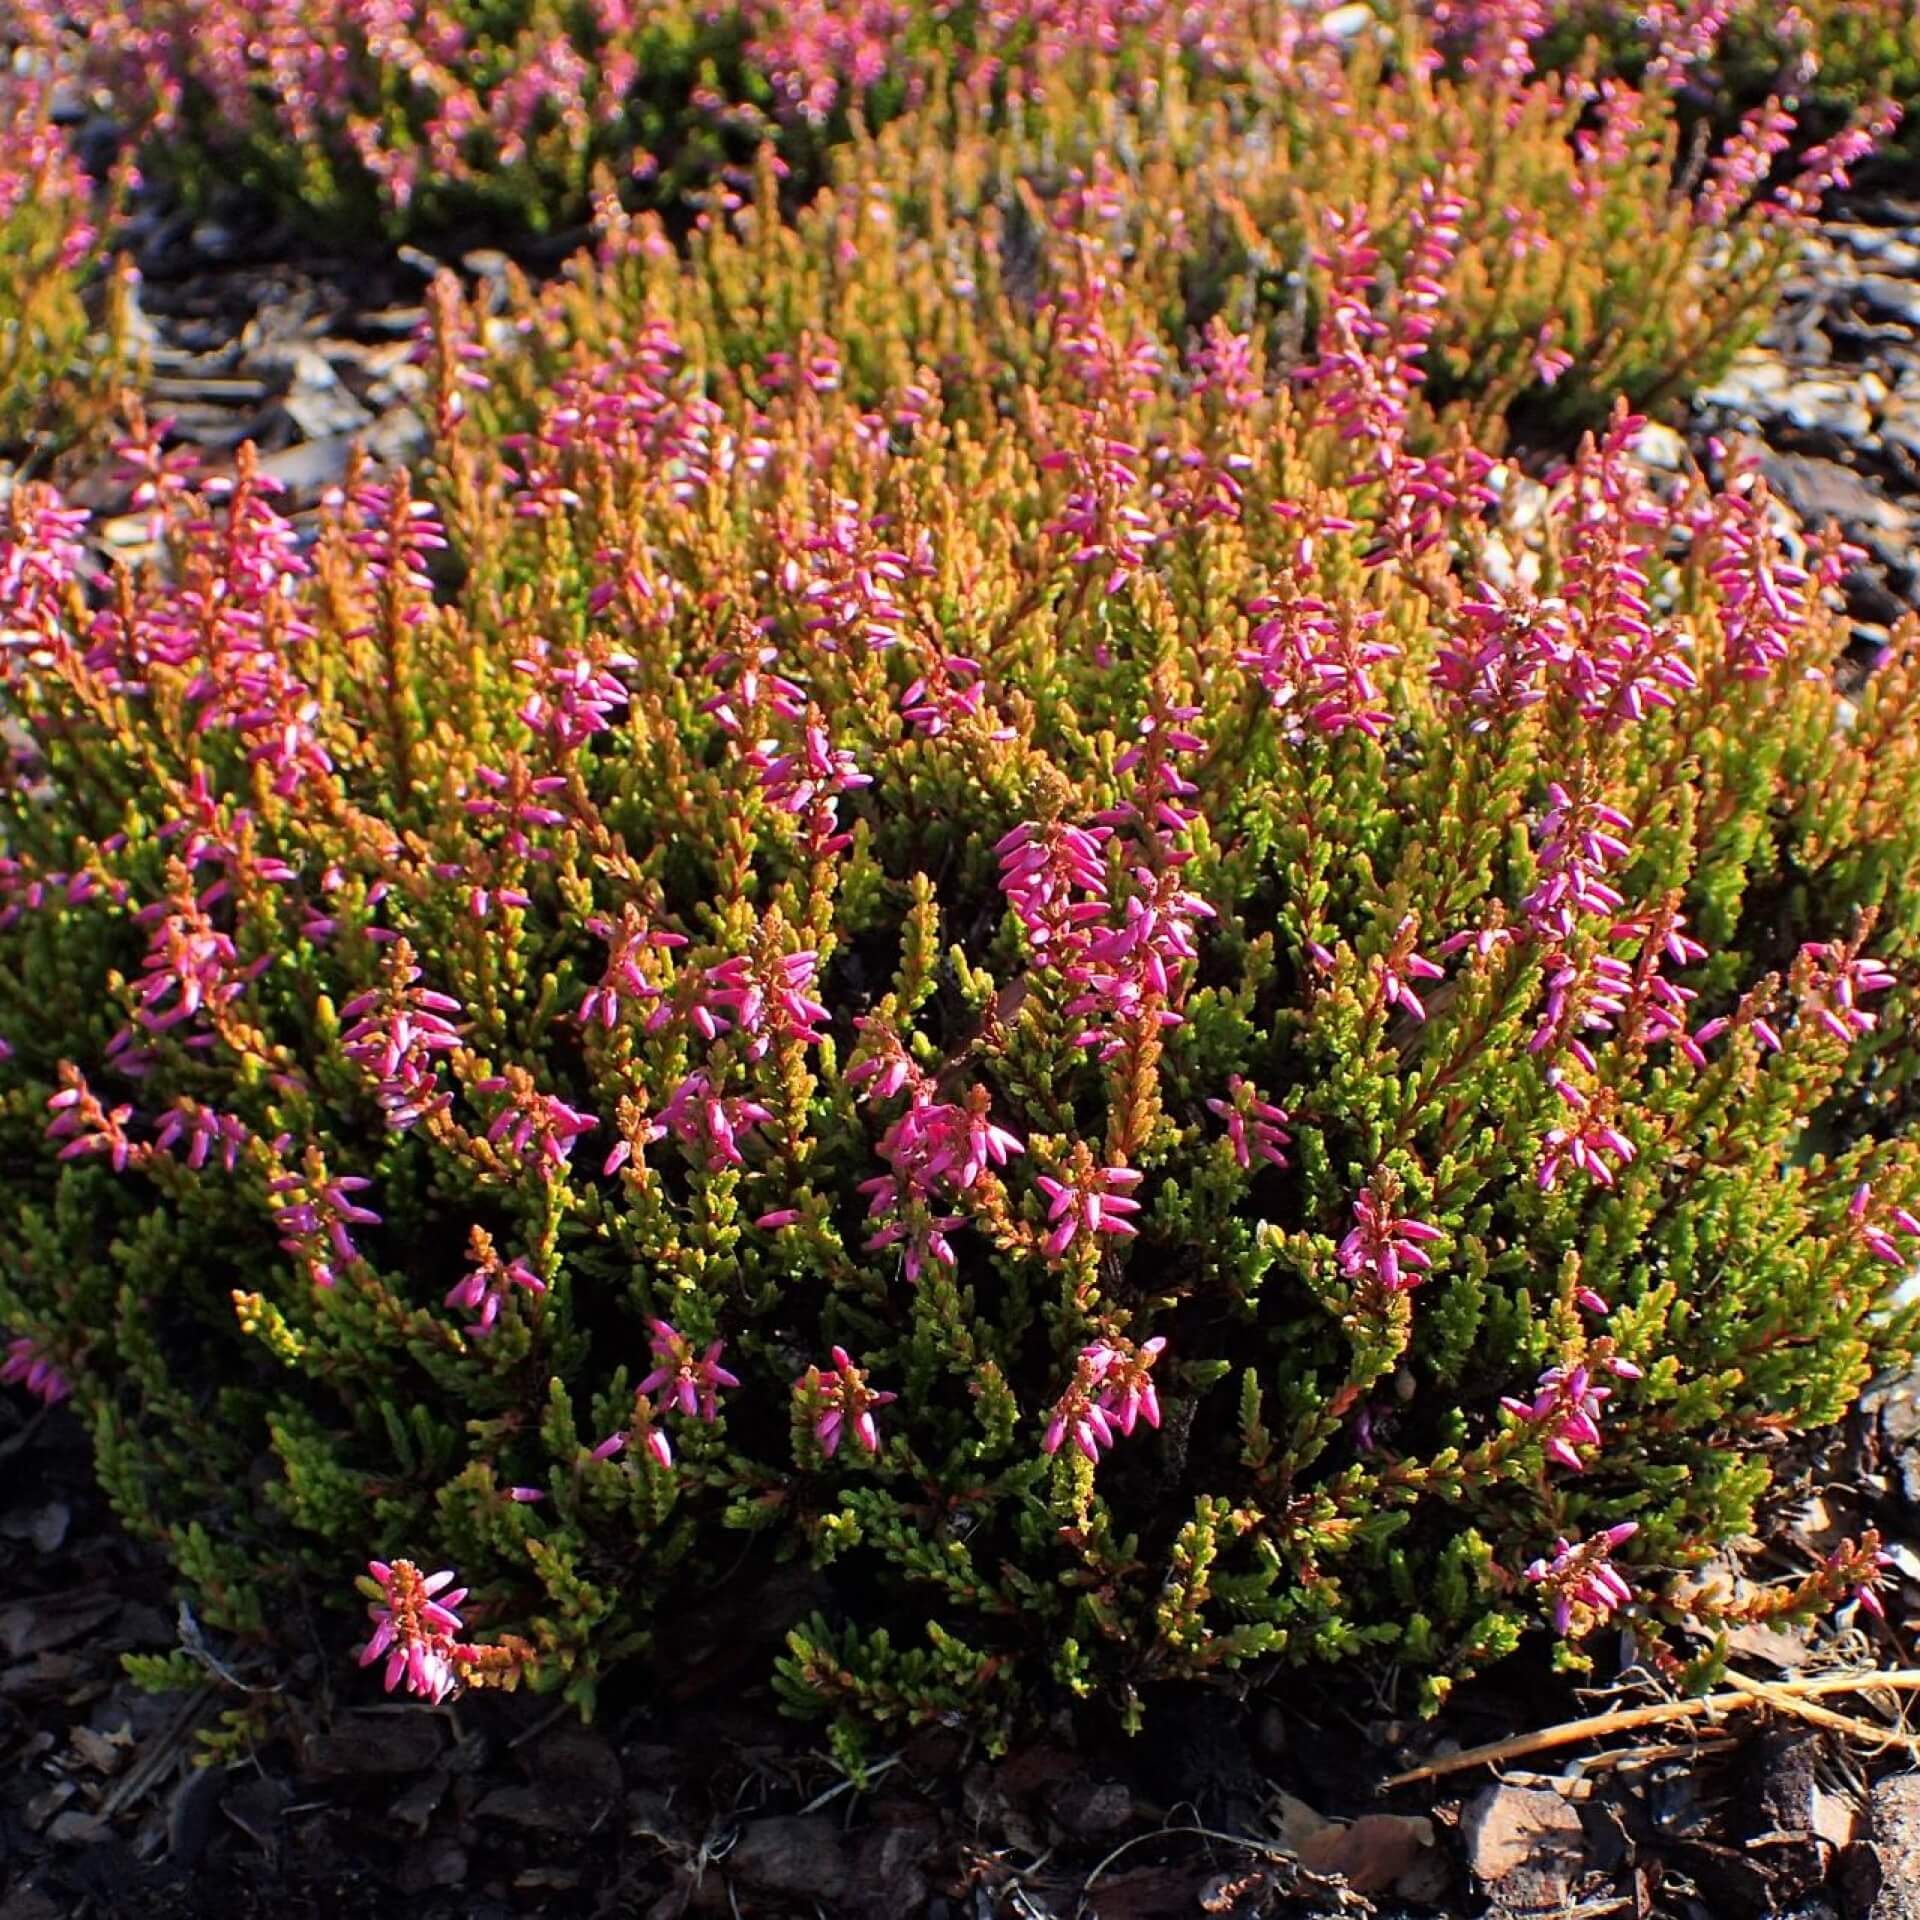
<box><xmin>1051</xmin><ymin>1777</ymin><xmax>1133</xmax><ymax>1837</ymax></box>
<box><xmin>1760</xmin><ymin>452</ymin><xmax>1907</xmax><ymax>536</ymax></box>
<box><xmin>394</xmin><ymin>1832</ymin><xmax>468</xmax><ymax>1894</ymax></box>
<box><xmin>0</xmin><ymin>1889</ymin><xmax>64</xmax><ymax>1920</ymax></box>
<box><xmin>221</xmin><ymin>1775</ymin><xmax>292</xmax><ymax>1846</ymax></box>
<box><xmin>1320</xmin><ymin>3</ymin><xmax>1377</xmax><ymax>40</ymax></box>
<box><xmin>1855</xmin><ymin>1774</ymin><xmax>1920</xmax><ymax>1920</ymax></box>
<box><xmin>1461</xmin><ymin>1784</ymin><xmax>1584</xmax><ymax>1912</ymax></box>
<box><xmin>1780</xmin><ymin>379</ymin><xmax>1874</xmax><ymax>446</ymax></box>
<box><xmin>302</xmin><ymin>1711</ymin><xmax>444</xmax><ymax>1778</ymax></box>
<box><xmin>1299</xmin><ymin>1812</ymin><xmax>1437</xmax><ymax>1895</ymax></box>
<box><xmin>1628</xmin><ymin>421</ymin><xmax>1688</xmax><ymax>472</ymax></box>
<box><xmin>1856</xmin><ymin>275</ymin><xmax>1920</xmax><ymax>330</ymax></box>
<box><xmin>626</xmin><ymin>1789</ymin><xmax>692</xmax><ymax>1852</ymax></box>
<box><xmin>849</xmin><ymin>1813</ymin><xmax>939</xmax><ymax>1919</ymax></box>
<box><xmin>1751</xmin><ymin>1731</ymin><xmax>1856</xmax><ymax>1854</ymax></box>
<box><xmin>1699</xmin><ymin>354</ymin><xmax>1794</xmax><ymax>419</ymax></box>
<box><xmin>727</xmin><ymin>1816</ymin><xmax>851</xmax><ymax>1903</ymax></box>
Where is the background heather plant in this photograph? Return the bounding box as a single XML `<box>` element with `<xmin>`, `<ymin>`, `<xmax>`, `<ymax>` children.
<box><xmin>513</xmin><ymin>11</ymin><xmax>1885</xmax><ymax>454</ymax></box>
<box><xmin>0</xmin><ymin>48</ymin><xmax>105</xmax><ymax>450</ymax></box>
<box><xmin>59</xmin><ymin>0</ymin><xmax>1293</xmax><ymax>237</ymax></box>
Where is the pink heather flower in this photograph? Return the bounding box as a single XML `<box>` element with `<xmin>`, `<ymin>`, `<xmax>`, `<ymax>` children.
<box><xmin>591</xmin><ymin>1410</ymin><xmax>675</xmax><ymax>1471</ymax></box>
<box><xmin>995</xmin><ymin>820</ymin><xmax>1112</xmax><ymax>955</ymax></box>
<box><xmin>692</xmin><ymin>949</ymin><xmax>832</xmax><ymax>1059</ymax></box>
<box><xmin>1847</xmin><ymin>1182</ymin><xmax>1920</xmax><ymax>1266</ymax></box>
<box><xmin>1034</xmin><ymin>1159</ymin><xmax>1144</xmax><ymax>1259</ymax></box>
<box><xmin>1797</xmin><ymin>940</ymin><xmax>1896</xmax><ymax>1045</ymax></box>
<box><xmin>357</xmin><ymin>1559</ymin><xmax>467</xmax><ymax>1704</ymax></box>
<box><xmin>747</xmin><ymin>721</ymin><xmax>871</xmax><ymax>855</ymax></box>
<box><xmin>339</xmin><ymin>946</ymin><xmax>463</xmax><ymax>1131</ymax></box>
<box><xmin>44</xmin><ymin>1071</ymin><xmax>136</xmax><ymax>1173</ymax></box>
<box><xmin>0</xmin><ymin>480</ymin><xmax>91</xmax><ymax>631</ymax></box>
<box><xmin>1501</xmin><ymin>1352</ymin><xmax>1639</xmax><ymax>1471</ymax></box>
<box><xmin>579</xmin><ymin>907</ymin><xmax>686</xmax><ymax>1031</ymax></box>
<box><xmin>151</xmin><ymin>1099</ymin><xmax>250</xmax><ymax>1172</ymax></box>
<box><xmin>854</xmin><ymin>1081</ymin><xmax>1018</xmax><ymax>1282</ymax></box>
<box><xmin>269</xmin><ymin>1165</ymin><xmax>381</xmax><ymax>1290</ymax></box>
<box><xmin>1376</xmin><ymin>915</ymin><xmax>1445</xmax><ymax>1022</ymax></box>
<box><xmin>1043</xmin><ymin>1334</ymin><xmax>1166</xmax><ymax>1465</ymax></box>
<box><xmin>652</xmin><ymin>1069</ymin><xmax>773</xmax><ymax>1172</ymax></box>
<box><xmin>1538</xmin><ymin>1076</ymin><xmax>1637</xmax><ymax>1191</ymax></box>
<box><xmin>1</xmin><ymin>1335</ymin><xmax>71</xmax><ymax>1406</ymax></box>
<box><xmin>1098</xmin><ymin>701</ymin><xmax>1206</xmax><ymax>841</ymax></box>
<box><xmin>1240</xmin><ymin>580</ymin><xmax>1398</xmax><ymax>741</ymax></box>
<box><xmin>1040</xmin><ymin>436</ymin><xmax>1157</xmax><ymax>592</ymax></box>
<box><xmin>638</xmin><ymin>1319</ymin><xmax>738</xmax><ymax>1423</ymax></box>
<box><xmin>789</xmin><ymin>494</ymin><xmax>930</xmax><ymax>652</ymax></box>
<box><xmin>1338</xmin><ymin>1182</ymin><xmax>1443</xmax><ymax>1294</ymax></box>
<box><xmin>1827</xmin><ymin>1537</ymin><xmax>1896</xmax><ymax>1620</ymax></box>
<box><xmin>124</xmin><ymin>884</ymin><xmax>269</xmax><ymax>1038</ymax></box>
<box><xmin>1524</xmin><ymin>784</ymin><xmax>1633</xmax><ymax>939</ymax></box>
<box><xmin>1206</xmin><ymin>1076</ymin><xmax>1292</xmax><ymax>1171</ymax></box>
<box><xmin>1530</xmin><ymin>951</ymin><xmax>1634</xmax><ymax>1074</ymax></box>
<box><xmin>1551</xmin><ymin>413</ymin><xmax>1700</xmax><ymax>731</ymax></box>
<box><xmin>1525</xmin><ymin>1523</ymin><xmax>1639</xmax><ymax>1636</ymax></box>
<box><xmin>1432</xmin><ymin>579</ymin><xmax>1563</xmax><ymax>732</ymax></box>
<box><xmin>476</xmin><ymin>1076</ymin><xmax>598</xmax><ymax>1174</ymax></box>
<box><xmin>804</xmin><ymin>1346</ymin><xmax>897</xmax><ymax>1458</ymax></box>
<box><xmin>1707</xmin><ymin>474</ymin><xmax>1809</xmax><ymax>680</ymax></box>
<box><xmin>445</xmin><ymin>1244</ymin><xmax>547</xmax><ymax>1338</ymax></box>
<box><xmin>899</xmin><ymin>652</ymin><xmax>998</xmax><ymax>741</ymax></box>
<box><xmin>512</xmin><ymin>645</ymin><xmax>634</xmax><ymax>747</ymax></box>
<box><xmin>1438</xmin><ymin>923</ymin><xmax>1520</xmax><ymax>961</ymax></box>
<box><xmin>1695</xmin><ymin>99</ymin><xmax>1798</xmax><ymax>228</ymax></box>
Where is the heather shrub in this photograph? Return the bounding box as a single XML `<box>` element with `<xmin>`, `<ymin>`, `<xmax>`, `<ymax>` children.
<box><xmin>0</xmin><ymin>54</ymin><xmax>102</xmax><ymax>450</ymax></box>
<box><xmin>7</xmin><ymin>199</ymin><xmax>1920</xmax><ymax>1753</ymax></box>
<box><xmin>61</xmin><ymin>0</ymin><xmax>1885</xmax><ymax>439</ymax></box>
<box><xmin>512</xmin><ymin>17</ymin><xmax>1882</xmax><ymax>452</ymax></box>
<box><xmin>66</xmin><ymin>0</ymin><xmax>741</xmax><ymax>236</ymax></box>
<box><xmin>1442</xmin><ymin>0</ymin><xmax>1920</xmax><ymax>151</ymax></box>
<box><xmin>62</xmin><ymin>0</ymin><xmax>1272</xmax><ymax>238</ymax></box>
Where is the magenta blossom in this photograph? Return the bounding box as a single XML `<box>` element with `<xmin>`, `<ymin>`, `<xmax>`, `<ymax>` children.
<box><xmin>1338</xmin><ymin>1183</ymin><xmax>1443</xmax><ymax>1293</ymax></box>
<box><xmin>357</xmin><ymin>1559</ymin><xmax>467</xmax><ymax>1704</ymax></box>
<box><xmin>1538</xmin><ymin>1075</ymin><xmax>1637</xmax><ymax>1191</ymax></box>
<box><xmin>1525</xmin><ymin>1522</ymin><xmax>1639</xmax><ymax>1636</ymax></box>
<box><xmin>1501</xmin><ymin>1352</ymin><xmax>1639</xmax><ymax>1471</ymax></box>
<box><xmin>1847</xmin><ymin>1182</ymin><xmax>1920</xmax><ymax>1266</ymax></box>
<box><xmin>1826</xmin><ymin>1537</ymin><xmax>1896</xmax><ymax>1620</ymax></box>
<box><xmin>1376</xmin><ymin>916</ymin><xmax>1445</xmax><ymax>1022</ymax></box>
<box><xmin>475</xmin><ymin>1075</ymin><xmax>598</xmax><ymax>1174</ymax></box>
<box><xmin>1206</xmin><ymin>1076</ymin><xmax>1292</xmax><ymax>1172</ymax></box>
<box><xmin>445</xmin><ymin>1244</ymin><xmax>546</xmax><ymax>1338</ymax></box>
<box><xmin>1034</xmin><ymin>1159</ymin><xmax>1144</xmax><ymax>1259</ymax></box>
<box><xmin>639</xmin><ymin>1319</ymin><xmax>738</xmax><ymax>1423</ymax></box>
<box><xmin>1043</xmin><ymin>1335</ymin><xmax>1167</xmax><ymax>1465</ymax></box>
<box><xmin>803</xmin><ymin>1346</ymin><xmax>897</xmax><ymax>1458</ymax></box>
<box><xmin>2</xmin><ymin>1335</ymin><xmax>71</xmax><ymax>1406</ymax></box>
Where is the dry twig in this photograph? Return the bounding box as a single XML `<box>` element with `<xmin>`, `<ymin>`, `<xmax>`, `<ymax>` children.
<box><xmin>1385</xmin><ymin>1667</ymin><xmax>1920</xmax><ymax>1788</ymax></box>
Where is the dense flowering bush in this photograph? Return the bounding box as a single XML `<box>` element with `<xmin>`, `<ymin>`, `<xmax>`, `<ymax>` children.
<box><xmin>56</xmin><ymin>0</ymin><xmax>1891</xmax><ymax>426</ymax></box>
<box><xmin>0</xmin><ymin>49</ymin><xmax>103</xmax><ymax>449</ymax></box>
<box><xmin>6</xmin><ymin>126</ymin><xmax>1920</xmax><ymax>1749</ymax></box>
<box><xmin>62</xmin><ymin>0</ymin><xmax>1278</xmax><ymax>235</ymax></box>
<box><xmin>509</xmin><ymin>12</ymin><xmax>1888</xmax><ymax>451</ymax></box>
<box><xmin>1437</xmin><ymin>0</ymin><xmax>1920</xmax><ymax>147</ymax></box>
